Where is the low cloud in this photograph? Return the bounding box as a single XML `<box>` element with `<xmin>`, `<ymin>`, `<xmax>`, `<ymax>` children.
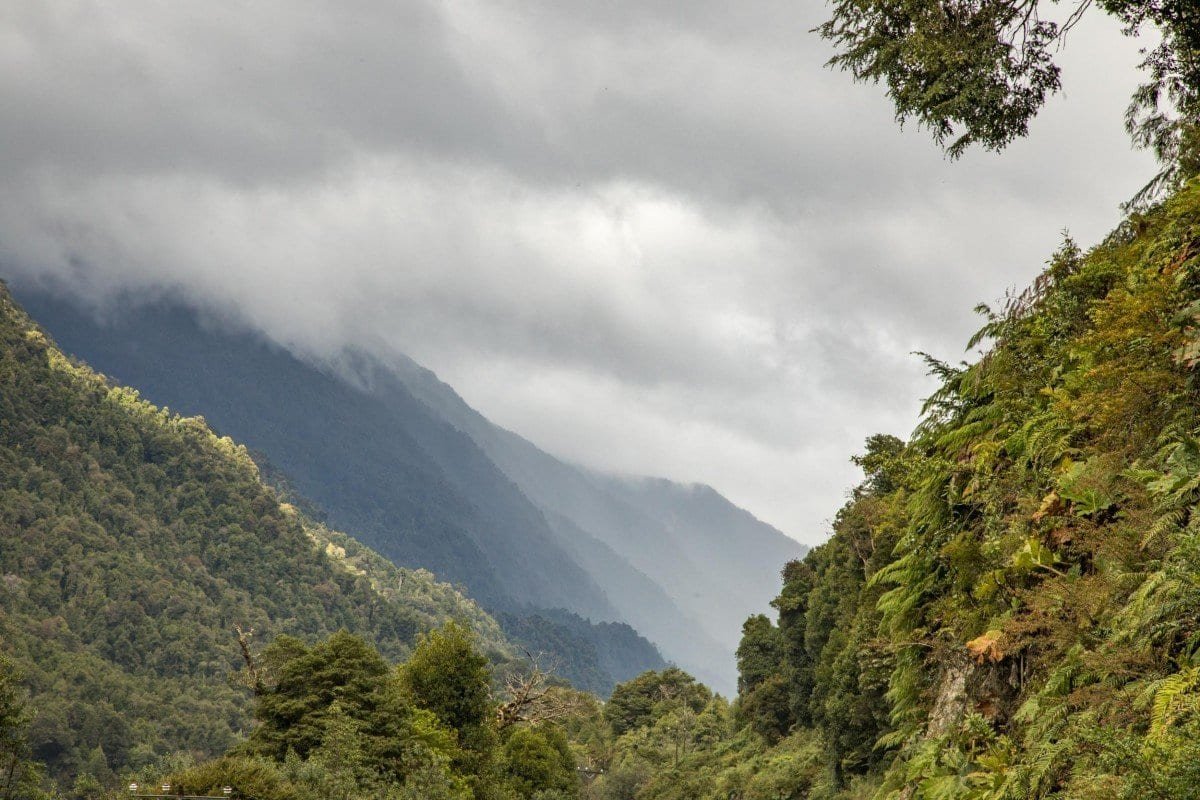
<box><xmin>0</xmin><ymin>1</ymin><xmax>1158</xmax><ymax>542</ymax></box>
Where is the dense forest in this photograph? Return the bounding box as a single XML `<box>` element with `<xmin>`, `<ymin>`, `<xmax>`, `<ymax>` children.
<box><xmin>254</xmin><ymin>453</ymin><xmax>666</xmax><ymax>697</ymax></box>
<box><xmin>0</xmin><ymin>283</ymin><xmax>517</xmax><ymax>791</ymax></box>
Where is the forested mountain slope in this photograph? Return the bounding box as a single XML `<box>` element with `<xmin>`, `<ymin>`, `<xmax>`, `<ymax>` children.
<box><xmin>8</xmin><ymin>296</ymin><xmax>611</xmax><ymax>619</ymax></box>
<box><xmin>0</xmin><ymin>282</ymin><xmax>513</xmax><ymax>783</ymax></box>
<box><xmin>10</xmin><ymin>289</ymin><xmax>794</xmax><ymax>692</ymax></box>
<box><xmin>387</xmin><ymin>351</ymin><xmax>807</xmax><ymax>675</ymax></box>
<box><xmin>575</xmin><ymin>180</ymin><xmax>1200</xmax><ymax>799</ymax></box>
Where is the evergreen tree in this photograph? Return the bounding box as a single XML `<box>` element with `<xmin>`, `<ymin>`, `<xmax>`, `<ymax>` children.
<box><xmin>604</xmin><ymin>668</ymin><xmax>711</xmax><ymax>737</ymax></box>
<box><xmin>735</xmin><ymin>614</ymin><xmax>783</xmax><ymax>696</ymax></box>
<box><xmin>246</xmin><ymin>631</ymin><xmax>392</xmax><ymax>761</ymax></box>
<box><xmin>0</xmin><ymin>659</ymin><xmax>46</xmax><ymax>800</ymax></box>
<box><xmin>399</xmin><ymin>622</ymin><xmax>492</xmax><ymax>737</ymax></box>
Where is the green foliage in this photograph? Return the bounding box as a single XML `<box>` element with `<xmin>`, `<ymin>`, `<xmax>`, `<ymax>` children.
<box><xmin>856</xmin><ymin>178</ymin><xmax>1200</xmax><ymax>798</ymax></box>
<box><xmin>0</xmin><ymin>658</ymin><xmax>48</xmax><ymax>800</ymax></box>
<box><xmin>167</xmin><ymin>755</ymin><xmax>309</xmax><ymax>800</ymax></box>
<box><xmin>817</xmin><ymin>0</ymin><xmax>1066</xmax><ymax>156</ymax></box>
<box><xmin>571</xmin><ymin>165</ymin><xmax>1200</xmax><ymax>800</ymax></box>
<box><xmin>497</xmin><ymin>610</ymin><xmax>665</xmax><ymax>697</ymax></box>
<box><xmin>0</xmin><ymin>283</ymin><xmax>515</xmax><ymax>787</ymax></box>
<box><xmin>304</xmin><ymin>525</ymin><xmax>512</xmax><ymax>659</ymax></box>
<box><xmin>603</xmin><ymin>669</ymin><xmax>711</xmax><ymax>738</ymax></box>
<box><xmin>817</xmin><ymin>0</ymin><xmax>1200</xmax><ymax>201</ymax></box>
<box><xmin>737</xmin><ymin>673</ymin><xmax>792</xmax><ymax>744</ymax></box>
<box><xmin>244</xmin><ymin>631</ymin><xmax>393</xmax><ymax>760</ymax></box>
<box><xmin>735</xmin><ymin>614</ymin><xmax>783</xmax><ymax>696</ymax></box>
<box><xmin>17</xmin><ymin>293</ymin><xmax>616</xmax><ymax>621</ymax></box>
<box><xmin>499</xmin><ymin>725</ymin><xmax>577</xmax><ymax>797</ymax></box>
<box><xmin>400</xmin><ymin>623</ymin><xmax>493</xmax><ymax>737</ymax></box>
<box><xmin>757</xmin><ymin>434</ymin><xmax>905</xmax><ymax>783</ymax></box>
<box><xmin>162</xmin><ymin>630</ymin><xmax>508</xmax><ymax>800</ymax></box>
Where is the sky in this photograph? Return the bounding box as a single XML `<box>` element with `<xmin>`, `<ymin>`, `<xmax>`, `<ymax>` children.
<box><xmin>0</xmin><ymin>1</ymin><xmax>1159</xmax><ymax>545</ymax></box>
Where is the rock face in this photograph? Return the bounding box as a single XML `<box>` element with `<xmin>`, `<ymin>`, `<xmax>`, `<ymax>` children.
<box><xmin>924</xmin><ymin>655</ymin><xmax>972</xmax><ymax>740</ymax></box>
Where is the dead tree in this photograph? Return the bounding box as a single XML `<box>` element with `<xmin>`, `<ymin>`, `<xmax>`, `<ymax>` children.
<box><xmin>234</xmin><ymin>624</ymin><xmax>265</xmax><ymax>695</ymax></box>
<box><xmin>495</xmin><ymin>650</ymin><xmax>588</xmax><ymax>729</ymax></box>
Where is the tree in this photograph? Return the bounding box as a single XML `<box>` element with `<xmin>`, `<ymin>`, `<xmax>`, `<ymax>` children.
<box><xmin>737</xmin><ymin>674</ymin><xmax>793</xmax><ymax>745</ymax></box>
<box><xmin>496</xmin><ymin>652</ymin><xmax>590</xmax><ymax>730</ymax></box>
<box><xmin>302</xmin><ymin>703</ymin><xmax>381</xmax><ymax>800</ymax></box>
<box><xmin>397</xmin><ymin>622</ymin><xmax>498</xmax><ymax>796</ymax></box>
<box><xmin>604</xmin><ymin>669</ymin><xmax>711</xmax><ymax>737</ymax></box>
<box><xmin>0</xmin><ymin>659</ymin><xmax>46</xmax><ymax>800</ymax></box>
<box><xmin>499</xmin><ymin>725</ymin><xmax>578</xmax><ymax>797</ymax></box>
<box><xmin>735</xmin><ymin>615</ymin><xmax>784</xmax><ymax>696</ymax></box>
<box><xmin>772</xmin><ymin>559</ymin><xmax>817</xmax><ymax>728</ymax></box>
<box><xmin>246</xmin><ymin>631</ymin><xmax>391</xmax><ymax>760</ymax></box>
<box><xmin>818</xmin><ymin>0</ymin><xmax>1200</xmax><ymax>201</ymax></box>
<box><xmin>850</xmin><ymin>433</ymin><xmax>905</xmax><ymax>498</ymax></box>
<box><xmin>399</xmin><ymin>623</ymin><xmax>492</xmax><ymax>737</ymax></box>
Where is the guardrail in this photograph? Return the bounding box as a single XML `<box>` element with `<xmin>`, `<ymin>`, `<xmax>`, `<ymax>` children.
<box><xmin>127</xmin><ymin>783</ymin><xmax>233</xmax><ymax>799</ymax></box>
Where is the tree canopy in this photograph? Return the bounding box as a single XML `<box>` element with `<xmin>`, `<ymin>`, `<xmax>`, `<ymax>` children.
<box><xmin>819</xmin><ymin>0</ymin><xmax>1200</xmax><ymax>200</ymax></box>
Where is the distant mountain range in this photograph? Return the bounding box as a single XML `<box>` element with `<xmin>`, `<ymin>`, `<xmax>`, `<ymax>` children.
<box><xmin>13</xmin><ymin>284</ymin><xmax>806</xmax><ymax>691</ymax></box>
<box><xmin>387</xmin><ymin>349</ymin><xmax>808</xmax><ymax>658</ymax></box>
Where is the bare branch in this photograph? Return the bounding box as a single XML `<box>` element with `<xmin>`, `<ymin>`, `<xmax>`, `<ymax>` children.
<box><xmin>234</xmin><ymin>624</ymin><xmax>264</xmax><ymax>695</ymax></box>
<box><xmin>495</xmin><ymin>650</ymin><xmax>589</xmax><ymax>729</ymax></box>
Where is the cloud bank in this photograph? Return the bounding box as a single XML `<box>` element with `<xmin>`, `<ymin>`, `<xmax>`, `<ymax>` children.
<box><xmin>0</xmin><ymin>0</ymin><xmax>1157</xmax><ymax>543</ymax></box>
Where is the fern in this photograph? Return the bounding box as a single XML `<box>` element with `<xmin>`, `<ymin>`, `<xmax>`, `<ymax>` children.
<box><xmin>1148</xmin><ymin>666</ymin><xmax>1200</xmax><ymax>738</ymax></box>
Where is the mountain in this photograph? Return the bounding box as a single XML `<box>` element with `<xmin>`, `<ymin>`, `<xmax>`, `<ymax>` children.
<box><xmin>11</xmin><ymin>286</ymin><xmax>805</xmax><ymax>691</ymax></box>
<box><xmin>257</xmin><ymin>449</ymin><xmax>668</xmax><ymax>696</ymax></box>
<box><xmin>8</xmin><ymin>297</ymin><xmax>613</xmax><ymax>619</ymax></box>
<box><xmin>495</xmin><ymin>608</ymin><xmax>666</xmax><ymax>696</ymax></box>
<box><xmin>8</xmin><ymin>290</ymin><xmax>674</xmax><ymax>691</ymax></box>
<box><xmin>0</xmin><ymin>282</ymin><xmax>513</xmax><ymax>783</ymax></box>
<box><xmin>385</xmin><ymin>354</ymin><xmax>807</xmax><ymax>652</ymax></box>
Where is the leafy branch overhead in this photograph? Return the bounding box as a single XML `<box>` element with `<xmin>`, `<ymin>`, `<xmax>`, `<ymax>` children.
<box><xmin>818</xmin><ymin>0</ymin><xmax>1200</xmax><ymax>202</ymax></box>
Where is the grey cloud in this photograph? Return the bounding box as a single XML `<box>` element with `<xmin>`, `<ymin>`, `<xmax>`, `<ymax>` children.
<box><xmin>0</xmin><ymin>0</ymin><xmax>1162</xmax><ymax>542</ymax></box>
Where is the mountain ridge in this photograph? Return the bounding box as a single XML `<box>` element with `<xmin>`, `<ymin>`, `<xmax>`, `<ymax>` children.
<box><xmin>387</xmin><ymin>352</ymin><xmax>807</xmax><ymax>653</ymax></box>
<box><xmin>11</xmin><ymin>284</ymin><xmax>805</xmax><ymax>691</ymax></box>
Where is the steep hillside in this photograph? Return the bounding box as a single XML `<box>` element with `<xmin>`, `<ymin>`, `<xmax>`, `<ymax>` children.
<box><xmin>10</xmin><ymin>290</ymin><xmax>774</xmax><ymax>691</ymax></box>
<box><xmin>267</xmin><ymin>462</ymin><xmax>667</xmax><ymax>697</ymax></box>
<box><xmin>573</xmin><ymin>181</ymin><xmax>1200</xmax><ymax>799</ymax></box>
<box><xmin>0</xmin><ymin>283</ymin><xmax>512</xmax><ymax>782</ymax></box>
<box><xmin>593</xmin><ymin>474</ymin><xmax>807</xmax><ymax>647</ymax></box>
<box><xmin>7</xmin><ymin>296</ymin><xmax>614</xmax><ymax>620</ymax></box>
<box><xmin>495</xmin><ymin>608</ymin><xmax>666</xmax><ymax>696</ymax></box>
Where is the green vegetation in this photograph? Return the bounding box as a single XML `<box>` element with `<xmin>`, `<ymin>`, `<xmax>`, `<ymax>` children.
<box><xmin>130</xmin><ymin>626</ymin><xmax>580</xmax><ymax>800</ymax></box>
<box><xmin>819</xmin><ymin>0</ymin><xmax>1200</xmax><ymax>200</ymax></box>
<box><xmin>258</xmin><ymin>449</ymin><xmax>661</xmax><ymax>697</ymax></box>
<box><xmin>1</xmin><ymin>658</ymin><xmax>47</xmax><ymax>800</ymax></box>
<box><xmin>0</xmin><ymin>283</ymin><xmax>514</xmax><ymax>790</ymax></box>
<box><xmin>575</xmin><ymin>175</ymin><xmax>1200</xmax><ymax>798</ymax></box>
<box><xmin>496</xmin><ymin>611</ymin><xmax>666</xmax><ymax>697</ymax></box>
<box><xmin>16</xmin><ymin>293</ymin><xmax>677</xmax><ymax>694</ymax></box>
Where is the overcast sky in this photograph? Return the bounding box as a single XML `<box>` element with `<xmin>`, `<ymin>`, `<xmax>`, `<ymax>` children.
<box><xmin>0</xmin><ymin>1</ymin><xmax>1158</xmax><ymax>545</ymax></box>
